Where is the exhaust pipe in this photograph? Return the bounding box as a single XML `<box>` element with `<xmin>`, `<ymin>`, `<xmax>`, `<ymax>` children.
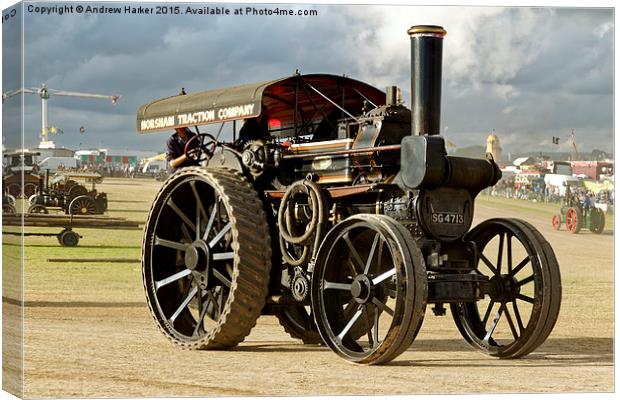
<box><xmin>396</xmin><ymin>25</ymin><xmax>501</xmax><ymax>193</ymax></box>
<box><xmin>408</xmin><ymin>25</ymin><xmax>446</xmax><ymax>136</ymax></box>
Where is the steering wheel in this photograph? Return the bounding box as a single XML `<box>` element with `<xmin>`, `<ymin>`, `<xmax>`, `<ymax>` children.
<box><xmin>184</xmin><ymin>133</ymin><xmax>218</xmax><ymax>163</ymax></box>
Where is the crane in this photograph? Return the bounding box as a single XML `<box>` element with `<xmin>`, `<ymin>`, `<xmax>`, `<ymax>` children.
<box><xmin>2</xmin><ymin>84</ymin><xmax>120</xmax><ymax>147</ymax></box>
<box><xmin>569</xmin><ymin>129</ymin><xmax>580</xmax><ymax>161</ymax></box>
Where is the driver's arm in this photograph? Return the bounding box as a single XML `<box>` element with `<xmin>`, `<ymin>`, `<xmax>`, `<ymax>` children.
<box><xmin>166</xmin><ymin>134</ymin><xmax>189</xmax><ymax>169</ymax></box>
<box><xmin>169</xmin><ymin>154</ymin><xmax>188</xmax><ymax>169</ymax></box>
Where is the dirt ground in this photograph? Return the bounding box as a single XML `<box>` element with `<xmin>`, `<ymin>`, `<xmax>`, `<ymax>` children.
<box><xmin>4</xmin><ymin>178</ymin><xmax>614</xmax><ymax>397</ymax></box>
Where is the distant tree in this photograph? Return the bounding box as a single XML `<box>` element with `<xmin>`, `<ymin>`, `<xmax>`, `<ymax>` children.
<box><xmin>453</xmin><ymin>145</ymin><xmax>486</xmax><ymax>159</ymax></box>
<box><xmin>591</xmin><ymin>149</ymin><xmax>609</xmax><ymax>161</ymax></box>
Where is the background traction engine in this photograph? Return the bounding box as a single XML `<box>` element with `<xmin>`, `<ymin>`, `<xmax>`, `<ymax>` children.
<box><xmin>140</xmin><ymin>25</ymin><xmax>561</xmax><ymax>364</ymax></box>
<box><xmin>551</xmin><ymin>187</ymin><xmax>605</xmax><ymax>234</ymax></box>
<box><xmin>28</xmin><ymin>170</ymin><xmax>108</xmax><ymax>215</ymax></box>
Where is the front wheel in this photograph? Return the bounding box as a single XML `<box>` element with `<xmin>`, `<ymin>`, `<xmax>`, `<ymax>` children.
<box><xmin>311</xmin><ymin>214</ymin><xmax>427</xmax><ymax>364</ymax></box>
<box><xmin>451</xmin><ymin>218</ymin><xmax>561</xmax><ymax>358</ymax></box>
<box><xmin>551</xmin><ymin>214</ymin><xmax>561</xmax><ymax>231</ymax></box>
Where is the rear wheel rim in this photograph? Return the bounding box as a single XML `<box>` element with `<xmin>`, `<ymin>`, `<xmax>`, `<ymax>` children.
<box><xmin>149</xmin><ymin>176</ymin><xmax>235</xmax><ymax>341</ymax></box>
<box><xmin>142</xmin><ymin>168</ymin><xmax>271</xmax><ymax>349</ymax></box>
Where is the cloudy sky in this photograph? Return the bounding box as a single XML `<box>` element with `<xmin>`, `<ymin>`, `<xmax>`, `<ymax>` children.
<box><xmin>1</xmin><ymin>2</ymin><xmax>614</xmax><ymax>157</ymax></box>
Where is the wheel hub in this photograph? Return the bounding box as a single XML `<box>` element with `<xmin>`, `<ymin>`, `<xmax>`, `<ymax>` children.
<box><xmin>185</xmin><ymin>240</ymin><xmax>210</xmax><ymax>270</ymax></box>
<box><xmin>489</xmin><ymin>274</ymin><xmax>520</xmax><ymax>303</ymax></box>
<box><xmin>185</xmin><ymin>240</ymin><xmax>211</xmax><ymax>288</ymax></box>
<box><xmin>351</xmin><ymin>275</ymin><xmax>373</xmax><ymax>304</ymax></box>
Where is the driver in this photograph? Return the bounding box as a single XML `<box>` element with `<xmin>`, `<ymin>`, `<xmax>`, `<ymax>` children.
<box><xmin>166</xmin><ymin>127</ymin><xmax>199</xmax><ymax>172</ymax></box>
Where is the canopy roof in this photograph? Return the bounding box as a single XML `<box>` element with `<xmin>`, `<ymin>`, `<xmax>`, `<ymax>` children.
<box><xmin>136</xmin><ymin>74</ymin><xmax>386</xmax><ymax>134</ymax></box>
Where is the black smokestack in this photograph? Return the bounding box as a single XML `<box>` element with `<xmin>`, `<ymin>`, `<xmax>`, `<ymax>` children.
<box><xmin>408</xmin><ymin>25</ymin><xmax>446</xmax><ymax>136</ymax></box>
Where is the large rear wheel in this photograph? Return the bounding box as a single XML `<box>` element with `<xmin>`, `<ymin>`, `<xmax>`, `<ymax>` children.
<box><xmin>565</xmin><ymin>207</ymin><xmax>581</xmax><ymax>234</ymax></box>
<box><xmin>311</xmin><ymin>214</ymin><xmax>427</xmax><ymax>364</ymax></box>
<box><xmin>142</xmin><ymin>167</ymin><xmax>272</xmax><ymax>349</ymax></box>
<box><xmin>589</xmin><ymin>208</ymin><xmax>605</xmax><ymax>234</ymax></box>
<box><xmin>68</xmin><ymin>195</ymin><xmax>97</xmax><ymax>215</ymax></box>
<box><xmin>451</xmin><ymin>218</ymin><xmax>561</xmax><ymax>358</ymax></box>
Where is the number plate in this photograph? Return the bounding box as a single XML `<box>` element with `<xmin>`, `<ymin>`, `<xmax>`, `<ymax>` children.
<box><xmin>431</xmin><ymin>212</ymin><xmax>464</xmax><ymax>225</ymax></box>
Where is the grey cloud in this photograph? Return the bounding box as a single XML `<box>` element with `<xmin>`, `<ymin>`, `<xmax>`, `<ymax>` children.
<box><xmin>2</xmin><ymin>4</ymin><xmax>613</xmax><ymax>155</ymax></box>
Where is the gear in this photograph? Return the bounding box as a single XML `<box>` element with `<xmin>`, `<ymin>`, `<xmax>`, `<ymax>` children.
<box><xmin>291</xmin><ymin>268</ymin><xmax>310</xmax><ymax>302</ymax></box>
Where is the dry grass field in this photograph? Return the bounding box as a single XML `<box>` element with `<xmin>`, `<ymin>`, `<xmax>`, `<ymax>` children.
<box><xmin>2</xmin><ymin>177</ymin><xmax>613</xmax><ymax>397</ymax></box>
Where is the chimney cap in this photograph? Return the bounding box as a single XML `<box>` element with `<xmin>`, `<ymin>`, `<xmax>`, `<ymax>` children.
<box><xmin>407</xmin><ymin>25</ymin><xmax>446</xmax><ymax>37</ymax></box>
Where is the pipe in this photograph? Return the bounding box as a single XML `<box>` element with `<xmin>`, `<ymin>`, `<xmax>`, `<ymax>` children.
<box><xmin>408</xmin><ymin>25</ymin><xmax>446</xmax><ymax>136</ymax></box>
<box><xmin>281</xmin><ymin>144</ymin><xmax>401</xmax><ymax>160</ymax></box>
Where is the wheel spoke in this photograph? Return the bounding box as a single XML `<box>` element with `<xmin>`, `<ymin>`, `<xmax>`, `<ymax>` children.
<box><xmin>346</xmin><ymin>259</ymin><xmax>358</xmax><ymax>276</ymax></box>
<box><xmin>206</xmin><ymin>290</ymin><xmax>221</xmax><ymax>321</ymax></box>
<box><xmin>511</xmin><ymin>256</ymin><xmax>530</xmax><ymax>276</ymax></box>
<box><xmin>212</xmin><ymin>252</ymin><xmax>234</xmax><ymax>261</ymax></box>
<box><xmin>363</xmin><ymin>305</ymin><xmax>374</xmax><ymax>347</ymax></box>
<box><xmin>507</xmin><ymin>234</ymin><xmax>513</xmax><ymax>275</ymax></box>
<box><xmin>518</xmin><ymin>275</ymin><xmax>535</xmax><ymax>287</ymax></box>
<box><xmin>372</xmin><ymin>268</ymin><xmax>396</xmax><ymax>285</ymax></box>
<box><xmin>190</xmin><ymin>181</ymin><xmax>208</xmax><ymax>222</ymax></box>
<box><xmin>377</xmin><ymin>237</ymin><xmax>384</xmax><ymax>269</ymax></box>
<box><xmin>384</xmin><ymin>288</ymin><xmax>397</xmax><ymax>298</ymax></box>
<box><xmin>167</xmin><ymin>198</ymin><xmax>196</xmax><ymax>232</ymax></box>
<box><xmin>479</xmin><ymin>253</ymin><xmax>499</xmax><ymax>276</ymax></box>
<box><xmin>169</xmin><ymin>286</ymin><xmax>198</xmax><ymax>323</ymax></box>
<box><xmin>343</xmin><ymin>233</ymin><xmax>364</xmax><ymax>274</ymax></box>
<box><xmin>503</xmin><ymin>305</ymin><xmax>519</xmax><ymax>341</ymax></box>
<box><xmin>517</xmin><ymin>294</ymin><xmax>535</xmax><ymax>304</ymax></box>
<box><xmin>483</xmin><ymin>304</ymin><xmax>503</xmax><ymax>343</ymax></box>
<box><xmin>218</xmin><ymin>286</ymin><xmax>225</xmax><ymax>315</ymax></box>
<box><xmin>202</xmin><ymin>197</ymin><xmax>220</xmax><ymax>241</ymax></box>
<box><xmin>371</xmin><ymin>297</ymin><xmax>394</xmax><ymax>316</ymax></box>
<box><xmin>482</xmin><ymin>301</ymin><xmax>495</xmax><ymax>326</ymax></box>
<box><xmin>512</xmin><ymin>300</ymin><xmax>525</xmax><ymax>332</ymax></box>
<box><xmin>154</xmin><ymin>236</ymin><xmax>188</xmax><ymax>251</ymax></box>
<box><xmin>363</xmin><ymin>233</ymin><xmax>380</xmax><ymax>275</ymax></box>
<box><xmin>343</xmin><ymin>298</ymin><xmax>357</xmax><ymax>314</ymax></box>
<box><xmin>372</xmin><ymin>303</ymin><xmax>380</xmax><ymax>348</ymax></box>
<box><xmin>324</xmin><ymin>281</ymin><xmax>352</xmax><ymax>291</ymax></box>
<box><xmin>212</xmin><ymin>269</ymin><xmax>232</xmax><ymax>288</ymax></box>
<box><xmin>208</xmin><ymin>222</ymin><xmax>232</xmax><ymax>248</ymax></box>
<box><xmin>497</xmin><ymin>232</ymin><xmax>504</xmax><ymax>275</ymax></box>
<box><xmin>195</xmin><ymin>201</ymin><xmax>201</xmax><ymax>241</ymax></box>
<box><xmin>155</xmin><ymin>269</ymin><xmax>191</xmax><ymax>291</ymax></box>
<box><xmin>192</xmin><ymin>299</ymin><xmax>209</xmax><ymax>337</ymax></box>
<box><xmin>337</xmin><ymin>305</ymin><xmax>363</xmax><ymax>341</ymax></box>
<box><xmin>180</xmin><ymin>224</ymin><xmax>192</xmax><ymax>242</ymax></box>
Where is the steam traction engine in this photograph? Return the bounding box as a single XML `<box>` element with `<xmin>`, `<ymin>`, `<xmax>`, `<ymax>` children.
<box><xmin>138</xmin><ymin>26</ymin><xmax>561</xmax><ymax>364</ymax></box>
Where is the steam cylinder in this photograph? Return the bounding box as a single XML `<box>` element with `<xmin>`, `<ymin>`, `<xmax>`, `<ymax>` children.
<box><xmin>408</xmin><ymin>25</ymin><xmax>446</xmax><ymax>136</ymax></box>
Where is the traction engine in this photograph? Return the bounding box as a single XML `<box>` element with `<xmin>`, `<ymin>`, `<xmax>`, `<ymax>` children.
<box><xmin>138</xmin><ymin>25</ymin><xmax>561</xmax><ymax>364</ymax></box>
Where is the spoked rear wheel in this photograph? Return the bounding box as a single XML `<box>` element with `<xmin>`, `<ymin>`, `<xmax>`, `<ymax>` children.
<box><xmin>312</xmin><ymin>214</ymin><xmax>427</xmax><ymax>364</ymax></box>
<box><xmin>565</xmin><ymin>207</ymin><xmax>581</xmax><ymax>234</ymax></box>
<box><xmin>68</xmin><ymin>195</ymin><xmax>96</xmax><ymax>215</ymax></box>
<box><xmin>589</xmin><ymin>208</ymin><xmax>605</xmax><ymax>234</ymax></box>
<box><xmin>451</xmin><ymin>218</ymin><xmax>561</xmax><ymax>358</ymax></box>
<box><xmin>143</xmin><ymin>167</ymin><xmax>271</xmax><ymax>349</ymax></box>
